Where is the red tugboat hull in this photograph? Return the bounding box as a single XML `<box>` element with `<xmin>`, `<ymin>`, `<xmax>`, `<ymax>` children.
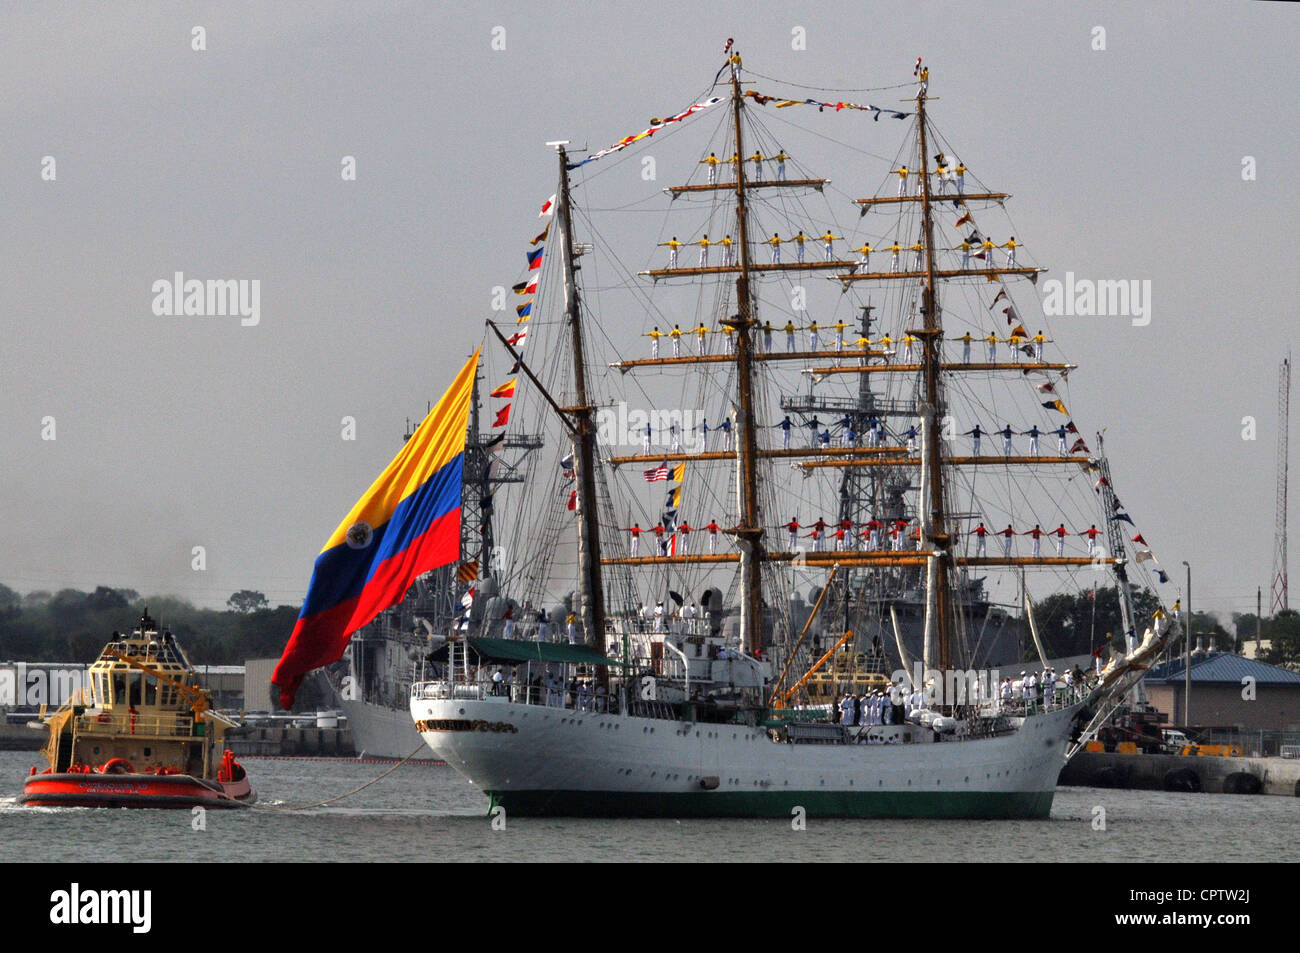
<box><xmin>19</xmin><ymin>772</ymin><xmax>255</xmax><ymax>809</ymax></box>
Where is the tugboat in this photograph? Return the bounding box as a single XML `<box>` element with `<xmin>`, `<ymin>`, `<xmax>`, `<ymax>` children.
<box><xmin>19</xmin><ymin>610</ymin><xmax>255</xmax><ymax>808</ymax></box>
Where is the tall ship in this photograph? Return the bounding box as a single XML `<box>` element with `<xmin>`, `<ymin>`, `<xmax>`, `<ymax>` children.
<box><xmin>391</xmin><ymin>49</ymin><xmax>1178</xmax><ymax>816</ymax></box>
<box><xmin>21</xmin><ymin>610</ymin><xmax>254</xmax><ymax>808</ymax></box>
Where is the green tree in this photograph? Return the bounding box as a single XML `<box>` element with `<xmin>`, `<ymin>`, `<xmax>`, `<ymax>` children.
<box><xmin>227</xmin><ymin>590</ymin><xmax>269</xmax><ymax>614</ymax></box>
<box><xmin>1261</xmin><ymin>610</ymin><xmax>1300</xmax><ymax>666</ymax></box>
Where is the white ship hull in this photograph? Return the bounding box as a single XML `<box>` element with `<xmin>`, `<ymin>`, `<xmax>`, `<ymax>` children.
<box><xmin>410</xmin><ymin>692</ymin><xmax>1082</xmax><ymax>818</ymax></box>
<box><xmin>341</xmin><ymin>698</ymin><xmax>439</xmax><ymax>760</ymax></box>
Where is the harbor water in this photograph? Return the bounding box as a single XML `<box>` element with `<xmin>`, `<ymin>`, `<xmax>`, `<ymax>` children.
<box><xmin>2</xmin><ymin>751</ymin><xmax>1296</xmax><ymax>863</ymax></box>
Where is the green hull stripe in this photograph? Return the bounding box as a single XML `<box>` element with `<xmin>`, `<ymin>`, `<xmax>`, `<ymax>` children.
<box><xmin>485</xmin><ymin>788</ymin><xmax>1055</xmax><ymax>819</ymax></box>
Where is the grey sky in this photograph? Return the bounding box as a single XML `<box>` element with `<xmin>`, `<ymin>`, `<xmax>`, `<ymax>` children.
<box><xmin>2</xmin><ymin>2</ymin><xmax>1296</xmax><ymax>622</ymax></box>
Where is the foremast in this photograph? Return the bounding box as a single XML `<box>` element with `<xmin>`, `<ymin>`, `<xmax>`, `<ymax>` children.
<box><xmin>721</xmin><ymin>54</ymin><xmax>766</xmax><ymax>657</ymax></box>
<box><xmin>555</xmin><ymin>145</ymin><xmax>608</xmax><ymax>659</ymax></box>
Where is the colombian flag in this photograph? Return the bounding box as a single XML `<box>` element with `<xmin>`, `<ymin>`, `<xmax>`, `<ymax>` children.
<box><xmin>272</xmin><ymin>350</ymin><xmax>480</xmax><ymax>708</ymax></box>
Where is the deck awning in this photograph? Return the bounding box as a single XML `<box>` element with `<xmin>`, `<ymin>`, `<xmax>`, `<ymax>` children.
<box><xmin>431</xmin><ymin>636</ymin><xmax>627</xmax><ymax>667</ymax></box>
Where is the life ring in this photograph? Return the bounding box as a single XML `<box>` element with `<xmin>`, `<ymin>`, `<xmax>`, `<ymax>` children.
<box><xmin>100</xmin><ymin>758</ymin><xmax>134</xmax><ymax>775</ymax></box>
<box><xmin>96</xmin><ymin>713</ymin><xmax>111</xmax><ymax>723</ymax></box>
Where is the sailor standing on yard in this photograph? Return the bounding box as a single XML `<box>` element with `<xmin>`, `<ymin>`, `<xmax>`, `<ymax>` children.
<box><xmin>767</xmin><ymin>232</ymin><xmax>785</xmax><ymax>263</ymax></box>
<box><xmin>1002</xmin><ymin>237</ymin><xmax>1020</xmax><ymax>267</ymax></box>
<box><xmin>700</xmin><ymin>152</ymin><xmax>720</xmax><ymax>185</ymax></box>
<box><xmin>1000</xmin><ymin>525</ymin><xmax>1015</xmax><ymax>557</ymax></box>
<box><xmin>670</xmin><ymin>324</ymin><xmax>683</xmax><ymax>357</ymax></box>
<box><xmin>1026</xmin><ymin>524</ymin><xmax>1044</xmax><ymax>557</ymax></box>
<box><xmin>887</xmin><ymin>241</ymin><xmax>904</xmax><ymax>272</ymax></box>
<box><xmin>964</xmin><ymin>424</ymin><xmax>986</xmax><ymax>455</ymax></box>
<box><xmin>981</xmin><ymin>237</ymin><xmax>997</xmax><ymax>269</ymax></box>
<box><xmin>831</xmin><ymin>319</ymin><xmax>850</xmax><ymax>352</ymax></box>
<box><xmin>1079</xmin><ymin>524</ymin><xmax>1102</xmax><ymax>557</ymax></box>
<box><xmin>999</xmin><ymin>424</ymin><xmax>1015</xmax><ymax>457</ymax></box>
<box><xmin>678</xmin><ymin>520</ymin><xmax>692</xmax><ymax>555</ymax></box>
<box><xmin>773</xmin><ymin>150</ymin><xmax>789</xmax><ymax>180</ymax></box>
<box><xmin>775</xmin><ymin>414</ymin><xmax>794</xmax><ymax>449</ymax></box>
<box><xmin>785</xmin><ymin>518</ymin><xmax>802</xmax><ymax>551</ymax></box>
<box><xmin>1022</xmin><ymin>425</ymin><xmax>1043</xmax><ymax>455</ymax></box>
<box><xmin>1032</xmin><ymin>330</ymin><xmax>1051</xmax><ymax>360</ymax></box>
<box><xmin>958</xmin><ymin>330</ymin><xmax>973</xmax><ymax>363</ymax></box>
<box><xmin>894</xmin><ymin>165</ymin><xmax>910</xmax><ymax>196</ymax></box>
<box><xmin>705</xmin><ymin>519</ymin><xmax>721</xmax><ymax>554</ymax></box>
<box><xmin>1051</xmin><ymin>523</ymin><xmax>1068</xmax><ymax>556</ymax></box>
<box><xmin>808</xmin><ymin>320</ymin><xmax>821</xmax><ymax>351</ymax></box>
<box><xmin>720</xmin><ymin>234</ymin><xmax>735</xmax><ymax>267</ymax></box>
<box><xmin>626</xmin><ymin>523</ymin><xmax>642</xmax><ymax>557</ymax></box>
<box><xmin>974</xmin><ymin>521</ymin><xmax>989</xmax><ymax>557</ymax></box>
<box><xmin>696</xmin><ymin>235</ymin><xmax>713</xmax><ymax>268</ymax></box>
<box><xmin>793</xmin><ymin>230</ymin><xmax>810</xmax><ymax>263</ymax></box>
<box><xmin>644</xmin><ymin>326</ymin><xmax>664</xmax><ymax>359</ymax></box>
<box><xmin>984</xmin><ymin>331</ymin><xmax>1000</xmax><ymax>362</ymax></box>
<box><xmin>852</xmin><ymin>242</ymin><xmax>873</xmax><ymax>273</ymax></box>
<box><xmin>821</xmin><ymin>230</ymin><xmax>841</xmax><ymax>261</ymax></box>
<box><xmin>784</xmin><ymin>320</ymin><xmax>798</xmax><ymax>352</ymax></box>
<box><xmin>659</xmin><ymin>238</ymin><xmax>682</xmax><ymax>269</ymax></box>
<box><xmin>691</xmin><ymin>321</ymin><xmax>710</xmax><ymax>355</ymax></box>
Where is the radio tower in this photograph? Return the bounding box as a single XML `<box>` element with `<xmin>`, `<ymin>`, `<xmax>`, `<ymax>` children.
<box><xmin>1272</xmin><ymin>355</ymin><xmax>1290</xmax><ymax>614</ymax></box>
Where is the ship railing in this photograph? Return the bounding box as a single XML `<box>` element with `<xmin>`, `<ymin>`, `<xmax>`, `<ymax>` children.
<box><xmin>74</xmin><ymin>711</ymin><xmax>198</xmax><ymax>737</ymax></box>
<box><xmin>412</xmin><ymin>678</ymin><xmax>622</xmax><ymax>714</ymax></box>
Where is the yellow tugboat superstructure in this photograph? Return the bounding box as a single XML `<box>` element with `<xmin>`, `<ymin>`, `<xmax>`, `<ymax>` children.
<box><xmin>20</xmin><ymin>609</ymin><xmax>255</xmax><ymax>808</ymax></box>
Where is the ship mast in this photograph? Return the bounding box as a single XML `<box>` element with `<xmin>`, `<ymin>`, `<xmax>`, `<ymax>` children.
<box><xmin>913</xmin><ymin>81</ymin><xmax>956</xmax><ymax>673</ymax></box>
<box><xmin>722</xmin><ymin>54</ymin><xmax>766</xmax><ymax>656</ymax></box>
<box><xmin>555</xmin><ymin>144</ymin><xmax>608</xmax><ymax>657</ymax></box>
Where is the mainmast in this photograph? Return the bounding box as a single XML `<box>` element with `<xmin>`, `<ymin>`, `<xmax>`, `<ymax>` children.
<box><xmin>914</xmin><ymin>81</ymin><xmax>957</xmax><ymax>673</ymax></box>
<box><xmin>555</xmin><ymin>144</ymin><xmax>608</xmax><ymax>657</ymax></box>
<box><xmin>722</xmin><ymin>53</ymin><xmax>766</xmax><ymax>656</ymax></box>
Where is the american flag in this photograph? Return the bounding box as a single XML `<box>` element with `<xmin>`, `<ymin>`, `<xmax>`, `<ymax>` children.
<box><xmin>643</xmin><ymin>463</ymin><xmax>669</xmax><ymax>482</ymax></box>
